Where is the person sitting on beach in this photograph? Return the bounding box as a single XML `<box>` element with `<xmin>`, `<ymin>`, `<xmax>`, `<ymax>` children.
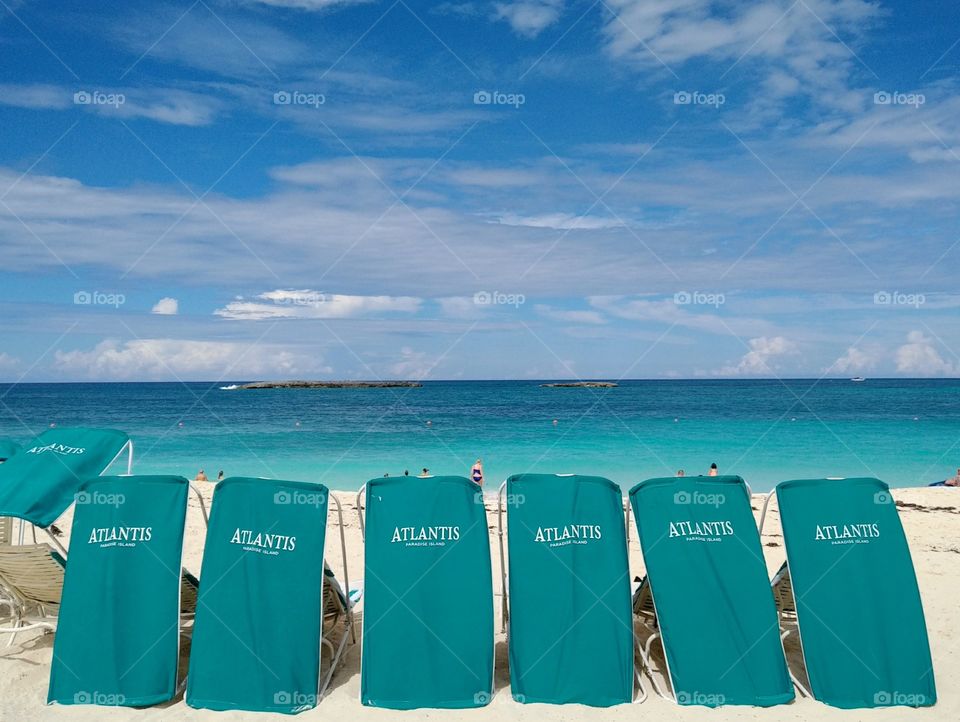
<box><xmin>195</xmin><ymin>469</ymin><xmax>209</xmax><ymax>482</ymax></box>
<box><xmin>471</xmin><ymin>458</ymin><xmax>484</xmax><ymax>486</ymax></box>
<box><xmin>708</xmin><ymin>463</ymin><xmax>718</xmax><ymax>477</ymax></box>
<box><xmin>677</xmin><ymin>469</ymin><xmax>685</xmax><ymax>477</ymax></box>
<box><xmin>946</xmin><ymin>468</ymin><xmax>960</xmax><ymax>487</ymax></box>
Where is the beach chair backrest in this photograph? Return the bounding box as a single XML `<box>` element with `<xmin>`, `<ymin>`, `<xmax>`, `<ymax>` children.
<box><xmin>0</xmin><ymin>543</ymin><xmax>64</xmax><ymax>608</ymax></box>
<box><xmin>776</xmin><ymin>477</ymin><xmax>936</xmax><ymax>708</ymax></box>
<box><xmin>48</xmin><ymin>475</ymin><xmax>189</xmax><ymax>707</ymax></box>
<box><xmin>629</xmin><ymin>475</ymin><xmax>793</xmax><ymax>707</ymax></box>
<box><xmin>360</xmin><ymin>475</ymin><xmax>494</xmax><ymax>709</ymax></box>
<box><xmin>0</xmin><ymin>428</ymin><xmax>130</xmax><ymax>528</ymax></box>
<box><xmin>505</xmin><ymin>473</ymin><xmax>633</xmax><ymax>706</ymax></box>
<box><xmin>186</xmin><ymin>477</ymin><xmax>329</xmax><ymax>714</ymax></box>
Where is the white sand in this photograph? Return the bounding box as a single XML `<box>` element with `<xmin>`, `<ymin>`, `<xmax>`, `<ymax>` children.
<box><xmin>2</xmin><ymin>486</ymin><xmax>957</xmax><ymax>720</ymax></box>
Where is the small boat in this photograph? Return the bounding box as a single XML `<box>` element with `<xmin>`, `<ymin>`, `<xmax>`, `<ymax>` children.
<box><xmin>850</xmin><ymin>377</ymin><xmax>866</xmax><ymax>382</ymax></box>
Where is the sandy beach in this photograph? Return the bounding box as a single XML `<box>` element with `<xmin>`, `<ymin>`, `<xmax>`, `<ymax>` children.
<box><xmin>2</xmin><ymin>485</ymin><xmax>957</xmax><ymax>720</ymax></box>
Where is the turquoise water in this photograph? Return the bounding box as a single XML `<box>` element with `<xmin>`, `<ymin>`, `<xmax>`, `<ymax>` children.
<box><xmin>1</xmin><ymin>380</ymin><xmax>958</xmax><ymax>491</ymax></box>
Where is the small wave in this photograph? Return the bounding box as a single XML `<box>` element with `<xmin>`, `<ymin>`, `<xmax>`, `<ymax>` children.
<box><xmin>220</xmin><ymin>384</ymin><xmax>240</xmax><ymax>390</ymax></box>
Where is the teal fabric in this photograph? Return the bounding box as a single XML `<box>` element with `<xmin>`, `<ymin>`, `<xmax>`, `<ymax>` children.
<box><xmin>777</xmin><ymin>477</ymin><xmax>936</xmax><ymax>709</ymax></box>
<box><xmin>506</xmin><ymin>473</ymin><xmax>633</xmax><ymax>706</ymax></box>
<box><xmin>0</xmin><ymin>438</ymin><xmax>19</xmax><ymax>461</ymax></box>
<box><xmin>0</xmin><ymin>428</ymin><xmax>129</xmax><ymax>527</ymax></box>
<box><xmin>48</xmin><ymin>475</ymin><xmax>189</xmax><ymax>707</ymax></box>
<box><xmin>186</xmin><ymin>477</ymin><xmax>329</xmax><ymax>714</ymax></box>
<box><xmin>360</xmin><ymin>475</ymin><xmax>494</xmax><ymax>709</ymax></box>
<box><xmin>630</xmin><ymin>475</ymin><xmax>793</xmax><ymax>707</ymax></box>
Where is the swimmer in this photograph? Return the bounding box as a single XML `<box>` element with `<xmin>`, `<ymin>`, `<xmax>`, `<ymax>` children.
<box><xmin>471</xmin><ymin>458</ymin><xmax>484</xmax><ymax>486</ymax></box>
<box><xmin>708</xmin><ymin>462</ymin><xmax>718</xmax><ymax>477</ymax></box>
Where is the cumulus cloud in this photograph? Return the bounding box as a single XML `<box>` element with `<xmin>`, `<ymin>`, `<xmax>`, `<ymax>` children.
<box><xmin>493</xmin><ymin>0</ymin><xmax>564</xmax><ymax>37</ymax></box>
<box><xmin>53</xmin><ymin>339</ymin><xmax>327</xmax><ymax>381</ymax></box>
<box><xmin>215</xmin><ymin>291</ymin><xmax>422</xmax><ymax>320</ymax></box>
<box><xmin>151</xmin><ymin>297</ymin><xmax>179</xmax><ymax>315</ymax></box>
<box><xmin>828</xmin><ymin>345</ymin><xmax>876</xmax><ymax>374</ymax></box>
<box><xmin>0</xmin><ymin>352</ymin><xmax>20</xmax><ymax>374</ymax></box>
<box><xmin>389</xmin><ymin>346</ymin><xmax>434</xmax><ymax>379</ymax></box>
<box><xmin>894</xmin><ymin>330</ymin><xmax>956</xmax><ymax>377</ymax></box>
<box><xmin>713</xmin><ymin>336</ymin><xmax>797</xmax><ymax>376</ymax></box>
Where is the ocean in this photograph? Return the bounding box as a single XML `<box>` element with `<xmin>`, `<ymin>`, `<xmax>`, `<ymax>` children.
<box><xmin>1</xmin><ymin>380</ymin><xmax>958</xmax><ymax>492</ymax></box>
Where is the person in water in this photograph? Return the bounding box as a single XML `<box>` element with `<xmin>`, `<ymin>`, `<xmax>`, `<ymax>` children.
<box><xmin>419</xmin><ymin>468</ymin><xmax>430</xmax><ymax>477</ymax></box>
<box><xmin>471</xmin><ymin>459</ymin><xmax>484</xmax><ymax>486</ymax></box>
<box><xmin>195</xmin><ymin>469</ymin><xmax>209</xmax><ymax>482</ymax></box>
<box><xmin>947</xmin><ymin>468</ymin><xmax>960</xmax><ymax>487</ymax></box>
<box><xmin>708</xmin><ymin>463</ymin><xmax>718</xmax><ymax>477</ymax></box>
<box><xmin>677</xmin><ymin>469</ymin><xmax>685</xmax><ymax>477</ymax></box>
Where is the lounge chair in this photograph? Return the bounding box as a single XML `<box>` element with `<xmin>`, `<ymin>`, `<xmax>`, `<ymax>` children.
<box><xmin>47</xmin><ymin>475</ymin><xmax>192</xmax><ymax>706</ymax></box>
<box><xmin>759</xmin><ymin>477</ymin><xmax>937</xmax><ymax>708</ymax></box>
<box><xmin>498</xmin><ymin>473</ymin><xmax>637</xmax><ymax>706</ymax></box>
<box><xmin>187</xmin><ymin>477</ymin><xmax>355</xmax><ymax>714</ymax></box>
<box><xmin>357</xmin><ymin>475</ymin><xmax>494</xmax><ymax>709</ymax></box>
<box><xmin>0</xmin><ymin>438</ymin><xmax>19</xmax><ymax>463</ymax></box>
<box><xmin>629</xmin><ymin>475</ymin><xmax>794</xmax><ymax>707</ymax></box>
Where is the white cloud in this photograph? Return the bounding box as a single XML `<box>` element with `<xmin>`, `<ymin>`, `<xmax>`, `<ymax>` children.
<box><xmin>493</xmin><ymin>0</ymin><xmax>564</xmax><ymax>37</ymax></box>
<box><xmin>534</xmin><ymin>304</ymin><xmax>606</xmax><ymax>324</ymax></box>
<box><xmin>588</xmin><ymin>295</ymin><xmax>771</xmax><ymax>336</ymax></box>
<box><xmin>53</xmin><ymin>339</ymin><xmax>327</xmax><ymax>380</ymax></box>
<box><xmin>495</xmin><ymin>213</ymin><xmax>623</xmax><ymax>230</ymax></box>
<box><xmin>828</xmin><ymin>345</ymin><xmax>876</xmax><ymax>374</ymax></box>
<box><xmin>215</xmin><ymin>290</ymin><xmax>422</xmax><ymax>320</ymax></box>
<box><xmin>151</xmin><ymin>297</ymin><xmax>179</xmax><ymax>315</ymax></box>
<box><xmin>0</xmin><ymin>352</ymin><xmax>20</xmax><ymax>373</ymax></box>
<box><xmin>713</xmin><ymin>335</ymin><xmax>797</xmax><ymax>376</ymax></box>
<box><xmin>894</xmin><ymin>330</ymin><xmax>956</xmax><ymax>377</ymax></box>
<box><xmin>389</xmin><ymin>346</ymin><xmax>434</xmax><ymax>379</ymax></box>
<box><xmin>242</xmin><ymin>0</ymin><xmax>372</xmax><ymax>8</ymax></box>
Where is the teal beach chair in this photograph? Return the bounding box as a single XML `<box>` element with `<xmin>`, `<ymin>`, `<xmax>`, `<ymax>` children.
<box><xmin>357</xmin><ymin>475</ymin><xmax>494</xmax><ymax>709</ymax></box>
<box><xmin>186</xmin><ymin>477</ymin><xmax>354</xmax><ymax>714</ymax></box>
<box><xmin>759</xmin><ymin>477</ymin><xmax>936</xmax><ymax>709</ymax></box>
<box><xmin>48</xmin><ymin>475</ymin><xmax>190</xmax><ymax>707</ymax></box>
<box><xmin>498</xmin><ymin>473</ymin><xmax>635</xmax><ymax>706</ymax></box>
<box><xmin>629</xmin><ymin>475</ymin><xmax>794</xmax><ymax>707</ymax></box>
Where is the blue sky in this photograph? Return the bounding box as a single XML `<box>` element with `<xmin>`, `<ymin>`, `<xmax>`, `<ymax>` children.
<box><xmin>1</xmin><ymin>0</ymin><xmax>959</xmax><ymax>381</ymax></box>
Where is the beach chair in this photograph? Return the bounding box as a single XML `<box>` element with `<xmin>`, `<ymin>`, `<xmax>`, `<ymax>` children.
<box><xmin>357</xmin><ymin>475</ymin><xmax>494</xmax><ymax>709</ymax></box>
<box><xmin>498</xmin><ymin>473</ymin><xmax>636</xmax><ymax>706</ymax></box>
<box><xmin>0</xmin><ymin>438</ymin><xmax>19</xmax><ymax>463</ymax></box>
<box><xmin>0</xmin><ymin>543</ymin><xmax>64</xmax><ymax>634</ymax></box>
<box><xmin>629</xmin><ymin>475</ymin><xmax>794</xmax><ymax>707</ymax></box>
<box><xmin>187</xmin><ymin>477</ymin><xmax>355</xmax><ymax>714</ymax></box>
<box><xmin>47</xmin><ymin>475</ymin><xmax>191</xmax><ymax>706</ymax></box>
<box><xmin>759</xmin><ymin>477</ymin><xmax>937</xmax><ymax>708</ymax></box>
